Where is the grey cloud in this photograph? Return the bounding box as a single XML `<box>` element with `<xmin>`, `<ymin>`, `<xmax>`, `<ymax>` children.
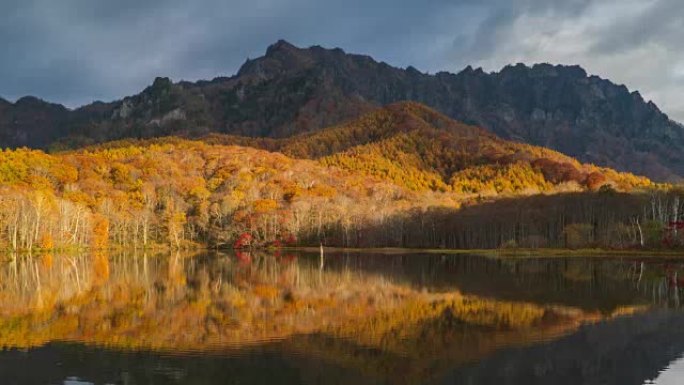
<box><xmin>589</xmin><ymin>0</ymin><xmax>684</xmax><ymax>55</ymax></box>
<box><xmin>443</xmin><ymin>0</ymin><xmax>684</xmax><ymax>121</ymax></box>
<box><xmin>446</xmin><ymin>0</ymin><xmax>595</xmax><ymax>66</ymax></box>
<box><xmin>0</xmin><ymin>0</ymin><xmax>682</xmax><ymax>121</ymax></box>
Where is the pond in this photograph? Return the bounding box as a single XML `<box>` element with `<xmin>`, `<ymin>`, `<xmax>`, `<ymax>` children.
<box><xmin>0</xmin><ymin>250</ymin><xmax>682</xmax><ymax>385</ymax></box>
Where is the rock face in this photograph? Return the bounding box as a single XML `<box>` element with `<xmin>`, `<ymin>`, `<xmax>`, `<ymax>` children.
<box><xmin>441</xmin><ymin>64</ymin><xmax>684</xmax><ymax>181</ymax></box>
<box><xmin>1</xmin><ymin>40</ymin><xmax>683</xmax><ymax>180</ymax></box>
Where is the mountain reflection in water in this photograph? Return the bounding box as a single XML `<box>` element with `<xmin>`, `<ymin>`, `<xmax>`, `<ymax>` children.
<box><xmin>0</xmin><ymin>251</ymin><xmax>682</xmax><ymax>385</ymax></box>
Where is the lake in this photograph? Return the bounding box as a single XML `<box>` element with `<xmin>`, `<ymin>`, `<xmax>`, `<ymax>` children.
<box><xmin>0</xmin><ymin>250</ymin><xmax>682</xmax><ymax>385</ymax></box>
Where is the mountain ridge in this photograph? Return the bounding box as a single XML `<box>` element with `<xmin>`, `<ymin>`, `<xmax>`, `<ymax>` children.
<box><xmin>94</xmin><ymin>101</ymin><xmax>652</xmax><ymax>195</ymax></box>
<box><xmin>1</xmin><ymin>40</ymin><xmax>682</xmax><ymax>181</ymax></box>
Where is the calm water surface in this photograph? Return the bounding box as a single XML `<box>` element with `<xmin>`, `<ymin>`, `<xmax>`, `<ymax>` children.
<box><xmin>0</xmin><ymin>251</ymin><xmax>683</xmax><ymax>385</ymax></box>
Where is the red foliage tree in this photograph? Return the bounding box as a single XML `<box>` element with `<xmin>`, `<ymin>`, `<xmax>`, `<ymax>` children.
<box><xmin>233</xmin><ymin>232</ymin><xmax>253</xmax><ymax>249</ymax></box>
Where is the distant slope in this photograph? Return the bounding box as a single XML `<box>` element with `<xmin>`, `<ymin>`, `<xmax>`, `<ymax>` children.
<box><xmin>202</xmin><ymin>102</ymin><xmax>651</xmax><ymax>195</ymax></box>
<box><xmin>2</xmin><ymin>40</ymin><xmax>683</xmax><ymax>181</ymax></box>
<box><xmin>0</xmin><ymin>96</ymin><xmax>69</xmax><ymax>148</ymax></box>
<box><xmin>0</xmin><ymin>107</ymin><xmax>656</xmax><ymax>251</ymax></box>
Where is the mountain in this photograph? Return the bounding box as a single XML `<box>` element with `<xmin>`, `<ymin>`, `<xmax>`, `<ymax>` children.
<box><xmin>97</xmin><ymin>102</ymin><xmax>652</xmax><ymax>195</ymax></box>
<box><xmin>0</xmin><ymin>96</ymin><xmax>70</xmax><ymax>148</ymax></box>
<box><xmin>1</xmin><ymin>40</ymin><xmax>683</xmax><ymax>181</ymax></box>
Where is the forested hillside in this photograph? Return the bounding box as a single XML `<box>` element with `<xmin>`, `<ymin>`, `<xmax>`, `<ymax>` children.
<box><xmin>0</xmin><ymin>100</ymin><xmax>677</xmax><ymax>251</ymax></box>
<box><xmin>115</xmin><ymin>102</ymin><xmax>652</xmax><ymax>195</ymax></box>
<box><xmin>244</xmin><ymin>102</ymin><xmax>651</xmax><ymax>194</ymax></box>
<box><xmin>0</xmin><ymin>139</ymin><xmax>447</xmax><ymax>250</ymax></box>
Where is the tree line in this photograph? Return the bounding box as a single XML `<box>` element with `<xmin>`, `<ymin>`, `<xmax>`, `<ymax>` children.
<box><xmin>316</xmin><ymin>188</ymin><xmax>684</xmax><ymax>250</ymax></box>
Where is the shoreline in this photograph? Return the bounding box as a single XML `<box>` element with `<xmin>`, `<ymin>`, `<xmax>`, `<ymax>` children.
<box><xmin>4</xmin><ymin>245</ymin><xmax>684</xmax><ymax>259</ymax></box>
<box><xmin>282</xmin><ymin>246</ymin><xmax>684</xmax><ymax>258</ymax></box>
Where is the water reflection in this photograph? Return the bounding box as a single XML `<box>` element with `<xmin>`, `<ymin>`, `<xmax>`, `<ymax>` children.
<box><xmin>647</xmin><ymin>356</ymin><xmax>684</xmax><ymax>384</ymax></box>
<box><xmin>0</xmin><ymin>251</ymin><xmax>682</xmax><ymax>384</ymax></box>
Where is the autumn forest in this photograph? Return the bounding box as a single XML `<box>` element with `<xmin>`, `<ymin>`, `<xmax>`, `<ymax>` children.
<box><xmin>1</xmin><ymin>102</ymin><xmax>682</xmax><ymax>252</ymax></box>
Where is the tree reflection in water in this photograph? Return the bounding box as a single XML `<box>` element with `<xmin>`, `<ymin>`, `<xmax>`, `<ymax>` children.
<box><xmin>0</xmin><ymin>251</ymin><xmax>682</xmax><ymax>385</ymax></box>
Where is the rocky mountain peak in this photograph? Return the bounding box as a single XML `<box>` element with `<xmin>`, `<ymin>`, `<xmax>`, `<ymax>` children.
<box><xmin>237</xmin><ymin>39</ymin><xmax>316</xmax><ymax>79</ymax></box>
<box><xmin>265</xmin><ymin>39</ymin><xmax>299</xmax><ymax>56</ymax></box>
<box><xmin>15</xmin><ymin>96</ymin><xmax>50</xmax><ymax>107</ymax></box>
<box><xmin>0</xmin><ymin>40</ymin><xmax>682</xmax><ymax>181</ymax></box>
<box><xmin>146</xmin><ymin>77</ymin><xmax>174</xmax><ymax>94</ymax></box>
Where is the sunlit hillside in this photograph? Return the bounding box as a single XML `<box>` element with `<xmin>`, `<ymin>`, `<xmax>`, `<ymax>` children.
<box><xmin>1</xmin><ymin>140</ymin><xmax>448</xmax><ymax>250</ymax></box>
<box><xmin>204</xmin><ymin>102</ymin><xmax>652</xmax><ymax>194</ymax></box>
<box><xmin>0</xmin><ymin>102</ymin><xmax>671</xmax><ymax>251</ymax></box>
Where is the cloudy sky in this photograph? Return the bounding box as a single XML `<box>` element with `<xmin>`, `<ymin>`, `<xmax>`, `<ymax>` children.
<box><xmin>1</xmin><ymin>0</ymin><xmax>683</xmax><ymax>120</ymax></box>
